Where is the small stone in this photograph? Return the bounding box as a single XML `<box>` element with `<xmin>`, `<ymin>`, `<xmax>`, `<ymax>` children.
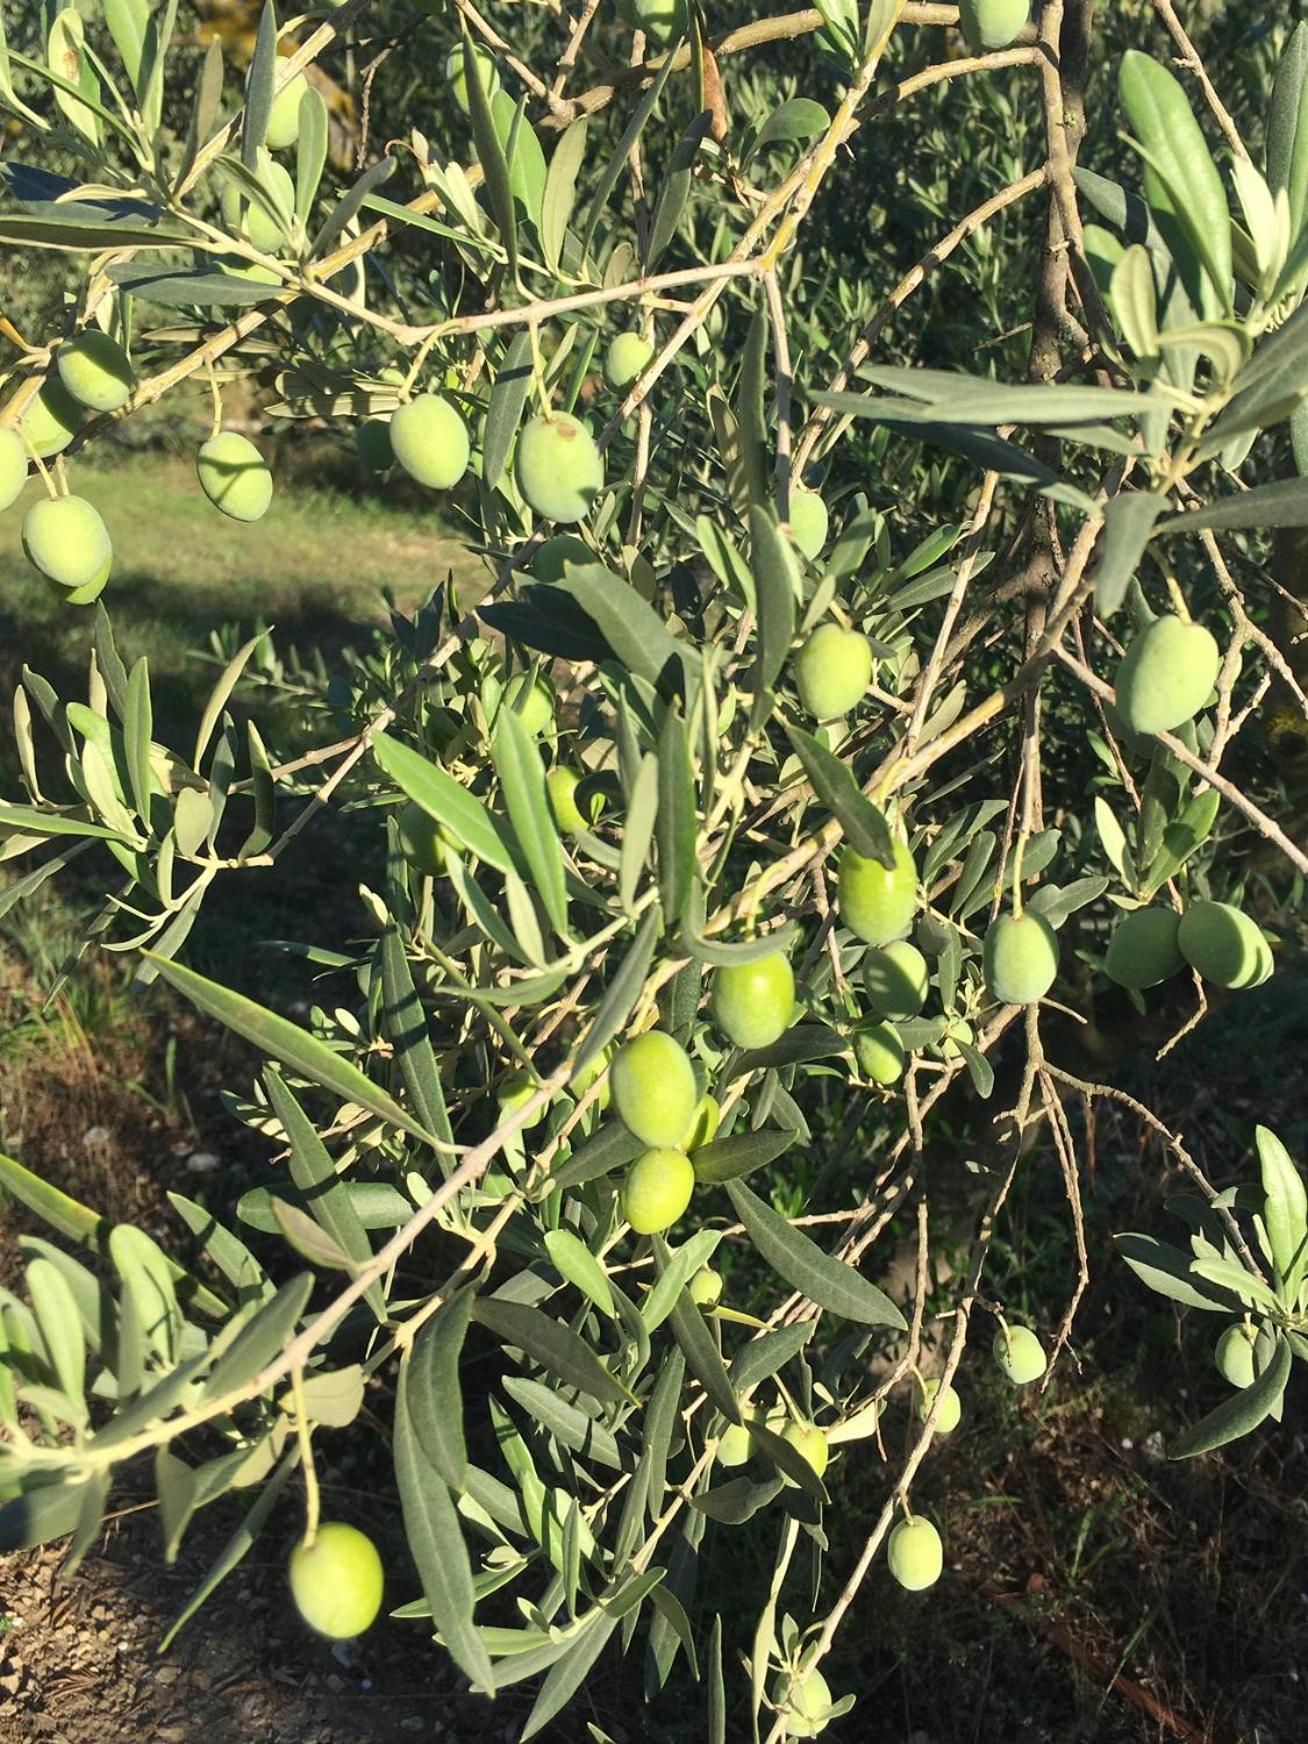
<box><xmin>82</xmin><ymin>1125</ymin><xmax>111</xmax><ymax>1148</ymax></box>
<box><xmin>186</xmin><ymin>1150</ymin><xmax>220</xmax><ymax>1173</ymax></box>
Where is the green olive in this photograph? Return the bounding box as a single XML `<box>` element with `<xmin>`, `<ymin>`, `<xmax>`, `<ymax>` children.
<box><xmin>396</xmin><ymin>800</ymin><xmax>444</xmax><ymax>875</ymax></box>
<box><xmin>390</xmin><ymin>394</ymin><xmax>471</xmax><ymax>491</ymax></box>
<box><xmin>196</xmin><ymin>432</ymin><xmax>274</xmax><ymax>522</ymax></box>
<box><xmin>220</xmin><ymin>156</ymin><xmax>295</xmax><ymax>254</ymax></box>
<box><xmin>993</xmin><ymin>1324</ymin><xmax>1046</xmax><ymax>1385</ymax></box>
<box><xmin>0</xmin><ymin>427</ymin><xmax>28</xmax><ymax>511</ymax></box>
<box><xmin>771</xmin><ymin>1666</ymin><xmax>833</xmax><ymax>1738</ymax></box>
<box><xmin>983</xmin><ymin>911</ymin><xmax>1059</xmax><ymax>1006</ymax></box>
<box><xmin>604</xmin><ymin>331</ymin><xmax>654</xmax><ymax>392</ymax></box>
<box><xmin>531</xmin><ymin>533</ymin><xmax>592</xmax><ymax>583</ymax></box>
<box><xmin>887</xmin><ymin>1517</ymin><xmax>943</xmax><ymax>1591</ymax></box>
<box><xmin>20</xmin><ymin>379</ymin><xmax>82</xmax><ymax>458</ymax></box>
<box><xmin>853</xmin><ymin>1020</ymin><xmax>905</xmax><ymax>1086</ymax></box>
<box><xmin>1113</xmin><ymin>614</ymin><xmax>1221</xmax><ymax>737</ymax></box>
<box><xmin>503</xmin><ymin>671</ymin><xmax>555</xmax><ymax>737</ymax></box>
<box><xmin>56</xmin><ymin>330</ymin><xmax>135</xmax><ymax>412</ymax></box>
<box><xmin>838</xmin><ymin>839</ymin><xmax>918</xmax><ymax>946</ymax></box>
<box><xmin>1214</xmin><ymin>1323</ymin><xmax>1259</xmax><ymax>1389</ymax></box>
<box><xmin>497</xmin><ymin>1067</ymin><xmax>545</xmax><ymax>1129</ymax></box>
<box><xmin>516</xmin><ymin>414</ymin><xmax>604</xmax><ymax>524</ymax></box>
<box><xmin>1177</xmin><ymin>900</ymin><xmax>1274</xmax><ymax>990</ymax></box>
<box><xmin>22</xmin><ymin>495</ymin><xmax>112</xmax><ymax>591</ymax></box>
<box><xmin>621</xmin><ymin>1146</ymin><xmax>694</xmax><ymax>1234</ymax></box>
<box><xmin>916</xmin><ymin>1377</ymin><xmax>961</xmax><ymax>1434</ymax></box>
<box><xmin>688</xmin><ymin>1265</ymin><xmax>722</xmax><ymax>1308</ymax></box>
<box><xmin>710</xmin><ymin>952</ymin><xmax>796</xmax><ymax>1051</ymax></box>
<box><xmin>783</xmin><ymin>1421</ymin><xmax>829</xmax><ymax>1480</ymax></box>
<box><xmin>1104</xmin><ymin>906</ymin><xmax>1185</xmax><ymax>990</ymax></box>
<box><xmin>793</xmin><ymin>623</ymin><xmax>874</xmax><ymax>721</ymax></box>
<box><xmin>288</xmin><ymin>1522</ymin><xmax>384</xmax><ymax>1639</ymax></box>
<box><xmin>788</xmin><ymin>488</ymin><xmax>830</xmax><ymax>560</ymax></box>
<box><xmin>958</xmin><ymin>0</ymin><xmax>1031</xmax><ymax>53</ymax></box>
<box><xmin>863</xmin><ymin>939</ymin><xmax>929</xmax><ymax>1021</ymax></box>
<box><xmin>610</xmin><ymin>1030</ymin><xmax>698</xmax><ymax>1148</ymax></box>
<box><xmin>616</xmin><ymin>0</ymin><xmax>689</xmax><ymax>47</ymax></box>
<box><xmin>547</xmin><ymin>766</ymin><xmax>602</xmax><ymax>834</ymax></box>
<box><xmin>265</xmin><ymin>71</ymin><xmax>310</xmax><ymax>151</ymax></box>
<box><xmin>681</xmin><ymin>1092</ymin><xmax>720</xmax><ymax>1151</ymax></box>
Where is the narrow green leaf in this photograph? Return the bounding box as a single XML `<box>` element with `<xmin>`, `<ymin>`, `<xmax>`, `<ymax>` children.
<box><xmin>379</xmin><ymin>928</ymin><xmax>452</xmax><ymax>1151</ymax></box>
<box><xmin>474</xmin><ymin>1298</ymin><xmax>632</xmax><ymax>1404</ymax></box>
<box><xmin>26</xmin><ymin>1258</ymin><xmax>85</xmax><ymax>1414</ymax></box>
<box><xmin>146</xmin><ymin>953</ymin><xmax>430</xmax><ymax>1143</ymax></box>
<box><xmin>201</xmin><ymin>1273</ymin><xmax>313</xmax><ymax>1402</ymax></box>
<box><xmin>691</xmin><ymin>1130</ymin><xmax>794</xmax><ymax>1185</ymax></box>
<box><xmin>483</xmin><ymin>329</ymin><xmax>533</xmax><ymax>490</ymax></box>
<box><xmin>375</xmin><ymin>730</ymin><xmax>513</xmax><ymax>875</ymax></box>
<box><xmin>493</xmin><ymin>705</ymin><xmax>570</xmax><ymax>939</ymax></box>
<box><xmin>0</xmin><ymin>1150</ymin><xmax>108</xmax><ymax>1250</ymax></box>
<box><xmin>656</xmin><ymin>704</ymin><xmax>696</xmax><ymax>927</ymax></box>
<box><xmin>573</xmin><ymin>907</ymin><xmax>660</xmax><ymax>1076</ymax></box>
<box><xmin>667</xmin><ymin>1292</ymin><xmax>740</xmax><ymax>1424</ymax></box>
<box><xmin>544</xmin><ymin>1228</ymin><xmax>615</xmax><ymax>1317</ymax></box>
<box><xmin>1257</xmin><ymin>1126</ymin><xmax>1308</xmax><ymax>1290</ymax></box>
<box><xmin>1158</xmin><ymin>476</ymin><xmax>1308</xmax><ymax>532</ymax></box>
<box><xmin>241</xmin><ymin>0</ymin><xmax>278</xmax><ymax>167</ymax></box>
<box><xmin>407</xmin><ymin>1290</ymin><xmax>473</xmax><ymax>1489</ymax></box>
<box><xmin>464</xmin><ymin>36</ymin><xmax>516</xmax><ymax>276</ymax></box>
<box><xmin>730</xmin><ymin>1322</ymin><xmax>815</xmax><ymax>1394</ymax></box>
<box><xmin>725</xmin><ymin>1179</ymin><xmax>906</xmax><ymax>1328</ymax></box>
<box><xmin>1094</xmin><ymin>492</ymin><xmax>1165</xmax><ymax>617</ymax></box>
<box><xmin>395</xmin><ymin>1362</ymin><xmax>494</xmax><ymax>1689</ymax></box>
<box><xmin>159</xmin><ymin>1447</ymin><xmax>297</xmax><ymax>1649</ymax></box>
<box><xmin>750</xmin><ymin>506</ymin><xmax>797</xmax><ymax>702</ymax></box>
<box><xmin>541</xmin><ymin>116</ymin><xmax>588</xmax><ymax>275</ymax></box>
<box><xmin>294</xmin><ymin>86</ymin><xmax>329</xmax><ymax>227</ymax></box>
<box><xmin>579</xmin><ymin>45</ymin><xmax>681</xmax><ymax>256</ymax></box>
<box><xmin>643</xmin><ymin>1231</ymin><xmax>722</xmax><ymax>1334</ymax></box>
<box><xmin>263</xmin><ymin>1069</ymin><xmax>384</xmax><ymax>1320</ymax></box>
<box><xmin>502</xmin><ymin>1376</ymin><xmax>624</xmax><ymax>1470</ymax></box>
<box><xmin>783</xmin><ymin>722</ymin><xmax>895</xmax><ymax>865</ymax></box>
<box><xmin>521</xmin><ymin>1608</ymin><xmax>619</xmax><ymax>1740</ymax></box>
<box><xmin>691</xmin><ymin>1474</ymin><xmax>783</xmax><ymax>1523</ymax></box>
<box><xmin>1171</xmin><ymin>1335</ymin><xmax>1292</xmax><ymax>1458</ymax></box>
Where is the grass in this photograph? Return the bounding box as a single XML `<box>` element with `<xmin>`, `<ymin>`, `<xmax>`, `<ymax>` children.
<box><xmin>0</xmin><ymin>443</ymin><xmax>490</xmax><ymax>738</ymax></box>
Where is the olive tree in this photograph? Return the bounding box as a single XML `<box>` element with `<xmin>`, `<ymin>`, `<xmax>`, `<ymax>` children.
<box><xmin>1</xmin><ymin>1</ymin><xmax>1306</xmax><ymax>1737</ymax></box>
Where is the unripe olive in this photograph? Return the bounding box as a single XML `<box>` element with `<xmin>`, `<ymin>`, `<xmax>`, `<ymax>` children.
<box><xmin>793</xmin><ymin>623</ymin><xmax>874</xmax><ymax>721</ymax></box>
<box><xmin>56</xmin><ymin>330</ymin><xmax>135</xmax><ymax>413</ymax></box>
<box><xmin>621</xmin><ymin>1145</ymin><xmax>694</xmax><ymax>1235</ymax></box>
<box><xmin>717</xmin><ymin>1411</ymin><xmax>756</xmax><ymax>1467</ymax></box>
<box><xmin>498</xmin><ymin>1067</ymin><xmax>545</xmax><ymax>1129</ymax></box>
<box><xmin>0</xmin><ymin>427</ymin><xmax>28</xmax><ymax>512</ymax></box>
<box><xmin>356</xmin><ymin>416</ymin><xmax>394</xmax><ymax>473</ymax></box>
<box><xmin>1104</xmin><ymin>905</ymin><xmax>1184</xmax><ymax>990</ymax></box>
<box><xmin>993</xmin><ymin>1324</ymin><xmax>1047</xmax><ymax>1385</ymax></box>
<box><xmin>783</xmin><ymin>1420</ymin><xmax>829</xmax><ymax>1480</ymax></box>
<box><xmin>853</xmin><ymin>1020</ymin><xmax>905</xmax><ymax>1086</ymax></box>
<box><xmin>197</xmin><ymin>432</ymin><xmax>273</xmax><ymax>522</ymax></box>
<box><xmin>682</xmin><ymin>1093</ymin><xmax>720</xmax><ymax>1152</ymax></box>
<box><xmin>604</xmin><ymin>331</ymin><xmax>654</xmax><ymax>392</ymax></box>
<box><xmin>610</xmin><ymin>1030</ymin><xmax>698</xmax><ymax>1148</ymax></box>
<box><xmin>531</xmin><ymin>533</ymin><xmax>592</xmax><ymax>583</ymax></box>
<box><xmin>22</xmin><ymin>495</ymin><xmax>112</xmax><ymax>591</ymax></box>
<box><xmin>1178</xmin><ymin>900</ymin><xmax>1274</xmax><ymax>990</ymax></box>
<box><xmin>288</xmin><ymin>1521</ymin><xmax>384</xmax><ymax>1638</ymax></box>
<box><xmin>983</xmin><ymin>911</ymin><xmax>1059</xmax><ymax>1005</ymax></box>
<box><xmin>863</xmin><ymin>939</ymin><xmax>929</xmax><ymax>1021</ymax></box>
<box><xmin>516</xmin><ymin>414</ymin><xmax>604</xmax><ymax>524</ymax></box>
<box><xmin>710</xmin><ymin>952</ymin><xmax>796</xmax><ymax>1050</ymax></box>
<box><xmin>616</xmin><ymin>0</ymin><xmax>689</xmax><ymax>46</ymax></box>
<box><xmin>788</xmin><ymin>488</ymin><xmax>829</xmax><ymax>560</ymax></box>
<box><xmin>916</xmin><ymin>1377</ymin><xmax>962</xmax><ymax>1434</ymax></box>
<box><xmin>1113</xmin><ymin>614</ymin><xmax>1221</xmax><ymax>737</ymax></box>
<box><xmin>547</xmin><ymin>766</ymin><xmax>600</xmax><ymax>834</ymax></box>
<box><xmin>1214</xmin><ymin>1323</ymin><xmax>1259</xmax><ymax>1389</ymax></box>
<box><xmin>396</xmin><ymin>800</ymin><xmax>444</xmax><ymax>875</ymax></box>
<box><xmin>958</xmin><ymin>0</ymin><xmax>1031</xmax><ymax>53</ymax></box>
<box><xmin>570</xmin><ymin>1041</ymin><xmax>614</xmax><ymax>1107</ymax></box>
<box><xmin>887</xmin><ymin>1517</ymin><xmax>943</xmax><ymax>1592</ymax></box>
<box><xmin>771</xmin><ymin>1666</ymin><xmax>833</xmax><ymax>1738</ymax></box>
<box><xmin>939</xmin><ymin>1018</ymin><xmax>974</xmax><ymax>1061</ymax></box>
<box><xmin>265</xmin><ymin>71</ymin><xmax>310</xmax><ymax>151</ymax></box>
<box><xmin>688</xmin><ymin>1265</ymin><xmax>722</xmax><ymax>1308</ymax></box>
<box><xmin>503</xmin><ymin>671</ymin><xmax>554</xmax><ymax>736</ymax></box>
<box><xmin>838</xmin><ymin>839</ymin><xmax>918</xmax><ymax>946</ymax></box>
<box><xmin>390</xmin><ymin>394</ymin><xmax>471</xmax><ymax>491</ymax></box>
<box><xmin>446</xmin><ymin>42</ymin><xmax>501</xmax><ymax>113</ymax></box>
<box><xmin>221</xmin><ymin>157</ymin><xmax>294</xmax><ymax>254</ymax></box>
<box><xmin>21</xmin><ymin>379</ymin><xmax>82</xmax><ymax>458</ymax></box>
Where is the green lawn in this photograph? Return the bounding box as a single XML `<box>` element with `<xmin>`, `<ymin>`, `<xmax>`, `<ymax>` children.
<box><xmin>1</xmin><ymin>448</ymin><xmax>490</xmax><ymax>727</ymax></box>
